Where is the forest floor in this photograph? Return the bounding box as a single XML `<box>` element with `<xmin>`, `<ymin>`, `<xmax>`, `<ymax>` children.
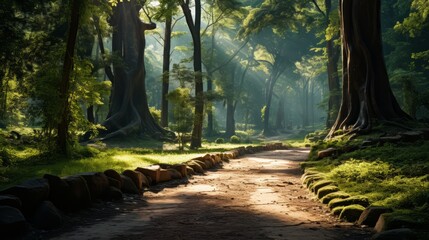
<box><xmin>41</xmin><ymin>148</ymin><xmax>372</xmax><ymax>240</ymax></box>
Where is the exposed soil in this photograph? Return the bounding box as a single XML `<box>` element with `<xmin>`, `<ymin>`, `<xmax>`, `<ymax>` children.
<box><xmin>42</xmin><ymin>148</ymin><xmax>372</xmax><ymax>240</ymax></box>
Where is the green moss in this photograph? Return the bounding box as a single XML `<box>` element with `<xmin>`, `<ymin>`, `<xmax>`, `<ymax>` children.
<box><xmin>328</xmin><ymin>196</ymin><xmax>370</xmax><ymax>209</ymax></box>
<box><xmin>339</xmin><ymin>204</ymin><xmax>365</xmax><ymax>222</ymax></box>
<box><xmin>378</xmin><ymin>210</ymin><xmax>429</xmax><ymax>230</ymax></box>
<box><xmin>321</xmin><ymin>191</ymin><xmax>350</xmax><ymax>204</ymax></box>
<box><xmin>310</xmin><ymin>180</ymin><xmax>335</xmax><ymax>193</ymax></box>
<box><xmin>317</xmin><ymin>185</ymin><xmax>340</xmax><ymax>199</ymax></box>
<box><xmin>332</xmin><ymin>206</ymin><xmax>344</xmax><ymax>216</ymax></box>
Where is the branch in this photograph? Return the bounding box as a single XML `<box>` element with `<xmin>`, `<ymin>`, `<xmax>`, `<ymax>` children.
<box><xmin>209</xmin><ymin>39</ymin><xmax>249</xmax><ymax>74</ymax></box>
<box><xmin>311</xmin><ymin>0</ymin><xmax>326</xmax><ymax>17</ymax></box>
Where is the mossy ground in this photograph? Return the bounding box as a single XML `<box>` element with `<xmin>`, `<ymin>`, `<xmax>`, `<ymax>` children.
<box><xmin>302</xmin><ymin>127</ymin><xmax>429</xmax><ymax>227</ymax></box>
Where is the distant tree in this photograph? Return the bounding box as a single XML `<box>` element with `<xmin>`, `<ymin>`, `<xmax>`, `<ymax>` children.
<box><xmin>328</xmin><ymin>0</ymin><xmax>411</xmax><ymax>137</ymax></box>
<box><xmin>167</xmin><ymin>88</ymin><xmax>194</xmax><ymax>151</ymax></box>
<box><xmin>57</xmin><ymin>0</ymin><xmax>84</xmax><ymax>154</ymax></box>
<box><xmin>179</xmin><ymin>0</ymin><xmax>204</xmax><ymax>149</ymax></box>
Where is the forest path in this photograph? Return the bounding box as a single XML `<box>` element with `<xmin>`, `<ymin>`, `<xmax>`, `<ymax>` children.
<box><xmin>48</xmin><ymin>149</ymin><xmax>371</xmax><ymax>240</ymax></box>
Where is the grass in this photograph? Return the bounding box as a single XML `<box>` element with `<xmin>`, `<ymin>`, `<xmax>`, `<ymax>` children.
<box><xmin>303</xmin><ymin>133</ymin><xmax>429</xmax><ymax>229</ymax></box>
<box><xmin>0</xmin><ymin>131</ymin><xmax>251</xmax><ymax>190</ymax></box>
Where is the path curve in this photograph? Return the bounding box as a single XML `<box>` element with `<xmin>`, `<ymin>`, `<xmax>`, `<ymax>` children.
<box><xmin>48</xmin><ymin>149</ymin><xmax>371</xmax><ymax>240</ymax></box>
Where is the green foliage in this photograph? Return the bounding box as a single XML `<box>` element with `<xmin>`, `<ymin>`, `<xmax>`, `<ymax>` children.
<box><xmin>167</xmin><ymin>88</ymin><xmax>194</xmax><ymax>150</ymax></box>
<box><xmin>149</xmin><ymin>107</ymin><xmax>161</xmax><ymax>124</ymax></box>
<box><xmin>215</xmin><ymin>137</ymin><xmax>225</xmax><ymax>144</ymax></box>
<box><xmin>306</xmin><ymin>140</ymin><xmax>429</xmax><ymax>211</ymax></box>
<box><xmin>394</xmin><ymin>0</ymin><xmax>429</xmax><ymax>38</ymax></box>
<box><xmin>230</xmin><ymin>135</ymin><xmax>240</xmax><ymax>143</ymax></box>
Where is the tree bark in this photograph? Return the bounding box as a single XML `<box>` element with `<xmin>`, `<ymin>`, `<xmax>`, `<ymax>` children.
<box><xmin>161</xmin><ymin>16</ymin><xmax>172</xmax><ymax>128</ymax></box>
<box><xmin>225</xmin><ymin>98</ymin><xmax>235</xmax><ymax>138</ymax></box>
<box><xmin>181</xmin><ymin>0</ymin><xmax>203</xmax><ymax>149</ymax></box>
<box><xmin>275</xmin><ymin>95</ymin><xmax>285</xmax><ymax>130</ymax></box>
<box><xmin>328</xmin><ymin>0</ymin><xmax>411</xmax><ymax>137</ymax></box>
<box><xmin>100</xmin><ymin>0</ymin><xmax>172</xmax><ymax>140</ymax></box>
<box><xmin>57</xmin><ymin>0</ymin><xmax>81</xmax><ymax>154</ymax></box>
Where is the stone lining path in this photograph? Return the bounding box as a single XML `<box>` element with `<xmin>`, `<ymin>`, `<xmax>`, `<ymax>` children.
<box><xmin>47</xmin><ymin>148</ymin><xmax>372</xmax><ymax>240</ymax></box>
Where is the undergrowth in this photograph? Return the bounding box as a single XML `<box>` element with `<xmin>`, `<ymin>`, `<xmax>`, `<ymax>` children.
<box><xmin>303</xmin><ymin>134</ymin><xmax>429</xmax><ymax>227</ymax></box>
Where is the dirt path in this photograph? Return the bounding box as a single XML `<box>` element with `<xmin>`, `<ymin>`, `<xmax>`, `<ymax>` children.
<box><xmin>47</xmin><ymin>149</ymin><xmax>372</xmax><ymax>240</ymax></box>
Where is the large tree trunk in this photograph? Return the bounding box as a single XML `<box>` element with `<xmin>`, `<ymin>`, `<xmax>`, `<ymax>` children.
<box><xmin>325</xmin><ymin>0</ymin><xmax>341</xmax><ymax>128</ymax></box>
<box><xmin>263</xmin><ymin>74</ymin><xmax>276</xmax><ymax>135</ymax></box>
<box><xmin>100</xmin><ymin>0</ymin><xmax>171</xmax><ymax>140</ymax></box>
<box><xmin>161</xmin><ymin>16</ymin><xmax>172</xmax><ymax>128</ymax></box>
<box><xmin>181</xmin><ymin>0</ymin><xmax>204</xmax><ymax>149</ymax></box>
<box><xmin>57</xmin><ymin>0</ymin><xmax>81</xmax><ymax>154</ymax></box>
<box><xmin>326</xmin><ymin>38</ymin><xmax>341</xmax><ymax>127</ymax></box>
<box><xmin>329</xmin><ymin>0</ymin><xmax>411</xmax><ymax>137</ymax></box>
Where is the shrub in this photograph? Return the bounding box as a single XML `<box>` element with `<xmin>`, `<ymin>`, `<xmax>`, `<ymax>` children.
<box><xmin>230</xmin><ymin>135</ymin><xmax>240</xmax><ymax>143</ymax></box>
<box><xmin>215</xmin><ymin>138</ymin><xmax>224</xmax><ymax>144</ymax></box>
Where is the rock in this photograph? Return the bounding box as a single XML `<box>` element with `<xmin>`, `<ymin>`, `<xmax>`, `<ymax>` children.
<box><xmin>320</xmin><ymin>192</ymin><xmax>350</xmax><ymax>204</ymax></box>
<box><xmin>317</xmin><ymin>148</ymin><xmax>337</xmax><ymax>159</ymax></box>
<box><xmin>102</xmin><ymin>186</ymin><xmax>123</xmax><ymax>201</ymax></box>
<box><xmin>120</xmin><ymin>174</ymin><xmax>139</xmax><ymax>194</ymax></box>
<box><xmin>43</xmin><ymin>174</ymin><xmax>70</xmax><ymax>211</ymax></box>
<box><xmin>371</xmin><ymin>228</ymin><xmax>418</xmax><ymax>240</ymax></box>
<box><xmin>0</xmin><ymin>206</ymin><xmax>27</xmax><ymax>236</ymax></box>
<box><xmin>63</xmin><ymin>175</ymin><xmax>91</xmax><ymax>210</ymax></box>
<box><xmin>303</xmin><ymin>175</ymin><xmax>324</xmax><ymax>187</ymax></box>
<box><xmin>123</xmin><ymin>170</ymin><xmax>148</xmax><ymax>191</ymax></box>
<box><xmin>79</xmin><ymin>172</ymin><xmax>109</xmax><ymax>200</ymax></box>
<box><xmin>339</xmin><ymin>204</ymin><xmax>365</xmax><ymax>222</ymax></box>
<box><xmin>374</xmin><ymin>212</ymin><xmax>423</xmax><ymax>233</ymax></box>
<box><xmin>400</xmin><ymin>131</ymin><xmax>423</xmax><ymax>142</ymax></box>
<box><xmin>192</xmin><ymin>160</ymin><xmax>208</xmax><ymax>169</ymax></box>
<box><xmin>159</xmin><ymin>169</ymin><xmax>172</xmax><ymax>182</ymax></box>
<box><xmin>135</xmin><ymin>166</ymin><xmax>160</xmax><ymax>184</ymax></box>
<box><xmin>328</xmin><ymin>196</ymin><xmax>370</xmax><ymax>209</ymax></box>
<box><xmin>358</xmin><ymin>206</ymin><xmax>393</xmax><ymax>227</ymax></box>
<box><xmin>0</xmin><ymin>194</ymin><xmax>22</xmax><ymax>209</ymax></box>
<box><xmin>31</xmin><ymin>201</ymin><xmax>62</xmax><ymax>230</ymax></box>
<box><xmin>332</xmin><ymin>206</ymin><xmax>344</xmax><ymax>216</ymax></box>
<box><xmin>0</xmin><ymin>178</ymin><xmax>49</xmax><ymax>215</ymax></box>
<box><xmin>172</xmin><ymin>164</ymin><xmax>188</xmax><ymax>177</ymax></box>
<box><xmin>310</xmin><ymin>180</ymin><xmax>334</xmax><ymax>193</ymax></box>
<box><xmin>107</xmin><ymin>177</ymin><xmax>122</xmax><ymax>189</ymax></box>
<box><xmin>186</xmin><ymin>161</ymin><xmax>204</xmax><ymax>173</ymax></box>
<box><xmin>186</xmin><ymin>166</ymin><xmax>195</xmax><ymax>176</ymax></box>
<box><xmin>167</xmin><ymin>168</ymin><xmax>182</xmax><ymax>179</ymax></box>
<box><xmin>104</xmin><ymin>169</ymin><xmax>123</xmax><ymax>188</ymax></box>
<box><xmin>317</xmin><ymin>185</ymin><xmax>340</xmax><ymax>199</ymax></box>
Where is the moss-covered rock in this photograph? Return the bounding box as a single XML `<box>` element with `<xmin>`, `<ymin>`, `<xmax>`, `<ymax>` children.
<box><xmin>328</xmin><ymin>196</ymin><xmax>370</xmax><ymax>209</ymax></box>
<box><xmin>371</xmin><ymin>228</ymin><xmax>418</xmax><ymax>240</ymax></box>
<box><xmin>303</xmin><ymin>175</ymin><xmax>325</xmax><ymax>188</ymax></box>
<box><xmin>310</xmin><ymin>180</ymin><xmax>335</xmax><ymax>193</ymax></box>
<box><xmin>321</xmin><ymin>191</ymin><xmax>350</xmax><ymax>204</ymax></box>
<box><xmin>317</xmin><ymin>185</ymin><xmax>340</xmax><ymax>199</ymax></box>
<box><xmin>331</xmin><ymin>206</ymin><xmax>344</xmax><ymax>216</ymax></box>
<box><xmin>374</xmin><ymin>211</ymin><xmax>429</xmax><ymax>233</ymax></box>
<box><xmin>357</xmin><ymin>206</ymin><xmax>393</xmax><ymax>227</ymax></box>
<box><xmin>339</xmin><ymin>204</ymin><xmax>365</xmax><ymax>222</ymax></box>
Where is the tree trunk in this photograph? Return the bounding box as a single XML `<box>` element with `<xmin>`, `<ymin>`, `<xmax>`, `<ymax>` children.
<box><xmin>326</xmin><ymin>38</ymin><xmax>341</xmax><ymax>127</ymax></box>
<box><xmin>206</xmin><ymin>27</ymin><xmax>216</xmax><ymax>137</ymax></box>
<box><xmin>263</xmin><ymin>74</ymin><xmax>276</xmax><ymax>135</ymax></box>
<box><xmin>100</xmin><ymin>0</ymin><xmax>172</xmax><ymax>140</ymax></box>
<box><xmin>275</xmin><ymin>95</ymin><xmax>285</xmax><ymax>130</ymax></box>
<box><xmin>181</xmin><ymin>0</ymin><xmax>203</xmax><ymax>149</ymax></box>
<box><xmin>225</xmin><ymin>98</ymin><xmax>235</xmax><ymax>138</ymax></box>
<box><xmin>87</xmin><ymin>105</ymin><xmax>95</xmax><ymax>123</ymax></box>
<box><xmin>161</xmin><ymin>16</ymin><xmax>172</xmax><ymax>128</ymax></box>
<box><xmin>329</xmin><ymin>0</ymin><xmax>411</xmax><ymax>137</ymax></box>
<box><xmin>57</xmin><ymin>0</ymin><xmax>81</xmax><ymax>154</ymax></box>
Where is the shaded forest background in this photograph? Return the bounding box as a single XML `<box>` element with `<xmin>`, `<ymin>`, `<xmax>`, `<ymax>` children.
<box><xmin>0</xmin><ymin>0</ymin><xmax>428</xmax><ymax>153</ymax></box>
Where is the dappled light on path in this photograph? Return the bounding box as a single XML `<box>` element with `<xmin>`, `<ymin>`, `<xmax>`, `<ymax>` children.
<box><xmin>50</xmin><ymin>149</ymin><xmax>371</xmax><ymax>240</ymax></box>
